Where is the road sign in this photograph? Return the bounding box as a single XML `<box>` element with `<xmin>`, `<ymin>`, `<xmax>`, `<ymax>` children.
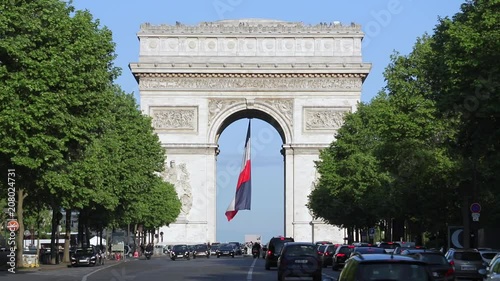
<box><xmin>369</xmin><ymin>228</ymin><xmax>375</xmax><ymax>237</ymax></box>
<box><xmin>470</xmin><ymin>203</ymin><xmax>481</xmax><ymax>213</ymax></box>
<box><xmin>6</xmin><ymin>220</ymin><xmax>19</xmax><ymax>232</ymax></box>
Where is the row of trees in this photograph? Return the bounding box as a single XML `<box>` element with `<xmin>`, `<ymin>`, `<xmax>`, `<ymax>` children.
<box><xmin>308</xmin><ymin>0</ymin><xmax>499</xmax><ymax>247</ymax></box>
<box><xmin>0</xmin><ymin>0</ymin><xmax>181</xmax><ymax>266</ymax></box>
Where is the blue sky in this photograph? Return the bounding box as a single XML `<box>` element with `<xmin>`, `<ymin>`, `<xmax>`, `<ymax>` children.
<box><xmin>71</xmin><ymin>0</ymin><xmax>462</xmax><ymax>243</ymax></box>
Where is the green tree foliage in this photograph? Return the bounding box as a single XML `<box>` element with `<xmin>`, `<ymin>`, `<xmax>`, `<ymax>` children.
<box><xmin>426</xmin><ymin>0</ymin><xmax>500</xmax><ymax>228</ymax></box>
<box><xmin>308</xmin><ymin>98</ymin><xmax>393</xmax><ymax>232</ymax></box>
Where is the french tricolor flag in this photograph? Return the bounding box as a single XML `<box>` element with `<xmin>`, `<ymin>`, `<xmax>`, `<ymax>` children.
<box><xmin>225</xmin><ymin>120</ymin><xmax>252</xmax><ymax>221</ymax></box>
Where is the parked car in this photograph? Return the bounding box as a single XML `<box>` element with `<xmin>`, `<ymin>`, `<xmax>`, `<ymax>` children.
<box><xmin>265</xmin><ymin>236</ymin><xmax>295</xmax><ymax>270</ymax></box>
<box><xmin>338</xmin><ymin>253</ymin><xmax>434</xmax><ymax>281</ymax></box>
<box><xmin>70</xmin><ymin>246</ymin><xmax>103</xmax><ymax>267</ymax></box>
<box><xmin>277</xmin><ymin>242</ymin><xmax>322</xmax><ymax>281</ymax></box>
<box><xmin>401</xmin><ymin>248</ymin><xmax>455</xmax><ymax>281</ymax></box>
<box><xmin>445</xmin><ymin>248</ymin><xmax>487</xmax><ymax>281</ymax></box>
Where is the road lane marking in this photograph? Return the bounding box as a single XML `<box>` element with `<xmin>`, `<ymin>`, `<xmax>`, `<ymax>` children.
<box><xmin>81</xmin><ymin>259</ymin><xmax>135</xmax><ymax>281</ymax></box>
<box><xmin>246</xmin><ymin>258</ymin><xmax>258</xmax><ymax>281</ymax></box>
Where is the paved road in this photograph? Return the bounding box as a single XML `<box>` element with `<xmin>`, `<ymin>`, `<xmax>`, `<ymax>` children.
<box><xmin>0</xmin><ymin>255</ymin><xmax>341</xmax><ymax>281</ymax></box>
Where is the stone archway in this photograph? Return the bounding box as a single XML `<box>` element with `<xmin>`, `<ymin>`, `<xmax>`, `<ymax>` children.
<box><xmin>130</xmin><ymin>19</ymin><xmax>371</xmax><ymax>244</ymax></box>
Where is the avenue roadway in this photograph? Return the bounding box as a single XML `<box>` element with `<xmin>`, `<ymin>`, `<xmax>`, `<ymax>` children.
<box><xmin>0</xmin><ymin>256</ymin><xmax>340</xmax><ymax>281</ymax></box>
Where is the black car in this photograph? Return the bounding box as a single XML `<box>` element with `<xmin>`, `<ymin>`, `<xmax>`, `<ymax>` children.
<box><xmin>228</xmin><ymin>242</ymin><xmax>243</xmax><ymax>255</ymax></box>
<box><xmin>332</xmin><ymin>244</ymin><xmax>355</xmax><ymax>271</ymax></box>
<box><xmin>265</xmin><ymin>236</ymin><xmax>295</xmax><ymax>270</ymax></box>
<box><xmin>70</xmin><ymin>246</ymin><xmax>103</xmax><ymax>267</ymax></box>
<box><xmin>193</xmin><ymin>244</ymin><xmax>210</xmax><ymax>259</ymax></box>
<box><xmin>277</xmin><ymin>242</ymin><xmax>322</xmax><ymax>281</ymax></box>
<box><xmin>401</xmin><ymin>249</ymin><xmax>455</xmax><ymax>281</ymax></box>
<box><xmin>170</xmin><ymin>244</ymin><xmax>191</xmax><ymax>260</ymax></box>
<box><xmin>216</xmin><ymin>244</ymin><xmax>235</xmax><ymax>258</ymax></box>
<box><xmin>338</xmin><ymin>253</ymin><xmax>434</xmax><ymax>281</ymax></box>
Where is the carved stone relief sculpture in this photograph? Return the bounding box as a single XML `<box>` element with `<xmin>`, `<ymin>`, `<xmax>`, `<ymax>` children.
<box><xmin>208</xmin><ymin>99</ymin><xmax>244</xmax><ymax>125</ymax></box>
<box><xmin>162</xmin><ymin>162</ymin><xmax>192</xmax><ymax>219</ymax></box>
<box><xmin>150</xmin><ymin>107</ymin><xmax>198</xmax><ymax>131</ymax></box>
<box><xmin>304</xmin><ymin>107</ymin><xmax>351</xmax><ymax>131</ymax></box>
<box><xmin>258</xmin><ymin>99</ymin><xmax>294</xmax><ymax>128</ymax></box>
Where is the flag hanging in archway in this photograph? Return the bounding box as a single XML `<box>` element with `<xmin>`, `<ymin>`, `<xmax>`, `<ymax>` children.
<box><xmin>225</xmin><ymin>120</ymin><xmax>252</xmax><ymax>221</ymax></box>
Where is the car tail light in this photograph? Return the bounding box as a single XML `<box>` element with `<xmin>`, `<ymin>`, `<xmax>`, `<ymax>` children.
<box><xmin>268</xmin><ymin>250</ymin><xmax>272</xmax><ymax>256</ymax></box>
<box><xmin>336</xmin><ymin>253</ymin><xmax>345</xmax><ymax>258</ymax></box>
<box><xmin>445</xmin><ymin>267</ymin><xmax>454</xmax><ymax>277</ymax></box>
<box><xmin>325</xmin><ymin>252</ymin><xmax>329</xmax><ymax>256</ymax></box>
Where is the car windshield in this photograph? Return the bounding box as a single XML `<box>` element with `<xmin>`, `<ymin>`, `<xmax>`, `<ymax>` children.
<box><xmin>196</xmin><ymin>245</ymin><xmax>208</xmax><ymax>250</ymax></box>
<box><xmin>339</xmin><ymin>246</ymin><xmax>354</xmax><ymax>254</ymax></box>
<box><xmin>173</xmin><ymin>245</ymin><xmax>187</xmax><ymax>251</ymax></box>
<box><xmin>318</xmin><ymin>245</ymin><xmax>327</xmax><ymax>252</ymax></box>
<box><xmin>355</xmin><ymin>247</ymin><xmax>386</xmax><ymax>254</ymax></box>
<box><xmin>219</xmin><ymin>244</ymin><xmax>233</xmax><ymax>250</ymax></box>
<box><xmin>285</xmin><ymin>245</ymin><xmax>317</xmax><ymax>257</ymax></box>
<box><xmin>359</xmin><ymin>263</ymin><xmax>430</xmax><ymax>281</ymax></box>
<box><xmin>75</xmin><ymin>248</ymin><xmax>93</xmax><ymax>255</ymax></box>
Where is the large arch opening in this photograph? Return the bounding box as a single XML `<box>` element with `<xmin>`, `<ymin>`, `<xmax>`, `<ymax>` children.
<box><xmin>215</xmin><ymin>113</ymin><xmax>285</xmax><ymax>243</ymax></box>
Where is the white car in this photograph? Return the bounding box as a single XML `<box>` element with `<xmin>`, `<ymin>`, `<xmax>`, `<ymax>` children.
<box><xmin>479</xmin><ymin>248</ymin><xmax>500</xmax><ymax>265</ymax></box>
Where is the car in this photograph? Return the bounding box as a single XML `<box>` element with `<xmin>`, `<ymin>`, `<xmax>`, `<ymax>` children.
<box><xmin>377</xmin><ymin>241</ymin><xmax>402</xmax><ymax>254</ymax></box>
<box><xmin>332</xmin><ymin>244</ymin><xmax>355</xmax><ymax>271</ymax></box>
<box><xmin>216</xmin><ymin>243</ymin><xmax>235</xmax><ymax>258</ymax></box>
<box><xmin>401</xmin><ymin>248</ymin><xmax>455</xmax><ymax>281</ymax></box>
<box><xmin>316</xmin><ymin>244</ymin><xmax>328</xmax><ymax>261</ymax></box>
<box><xmin>445</xmin><ymin>248</ymin><xmax>487</xmax><ymax>281</ymax></box>
<box><xmin>315</xmin><ymin>241</ymin><xmax>333</xmax><ymax>246</ymax></box>
<box><xmin>70</xmin><ymin>246</ymin><xmax>103</xmax><ymax>267</ymax></box>
<box><xmin>170</xmin><ymin>244</ymin><xmax>191</xmax><ymax>260</ymax></box>
<box><xmin>350</xmin><ymin>246</ymin><xmax>387</xmax><ymax>257</ymax></box>
<box><xmin>321</xmin><ymin>244</ymin><xmax>339</xmax><ymax>268</ymax></box>
<box><xmin>478</xmin><ymin>248</ymin><xmax>500</xmax><ymax>265</ymax></box>
<box><xmin>265</xmin><ymin>236</ymin><xmax>294</xmax><ymax>270</ymax></box>
<box><xmin>277</xmin><ymin>242</ymin><xmax>322</xmax><ymax>281</ymax></box>
<box><xmin>228</xmin><ymin>242</ymin><xmax>243</xmax><ymax>255</ymax></box>
<box><xmin>338</xmin><ymin>253</ymin><xmax>434</xmax><ymax>281</ymax></box>
<box><xmin>192</xmin><ymin>244</ymin><xmax>210</xmax><ymax>259</ymax></box>
<box><xmin>210</xmin><ymin>244</ymin><xmax>219</xmax><ymax>256</ymax></box>
<box><xmin>393</xmin><ymin>245</ymin><xmax>426</xmax><ymax>255</ymax></box>
<box><xmin>480</xmin><ymin>253</ymin><xmax>500</xmax><ymax>280</ymax></box>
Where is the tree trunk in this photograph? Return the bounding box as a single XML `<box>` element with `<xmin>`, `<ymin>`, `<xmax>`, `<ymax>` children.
<box><xmin>15</xmin><ymin>188</ymin><xmax>27</xmax><ymax>267</ymax></box>
<box><xmin>50</xmin><ymin>206</ymin><xmax>58</xmax><ymax>264</ymax></box>
<box><xmin>392</xmin><ymin>217</ymin><xmax>405</xmax><ymax>242</ymax></box>
<box><xmin>63</xmin><ymin>209</ymin><xmax>71</xmax><ymax>262</ymax></box>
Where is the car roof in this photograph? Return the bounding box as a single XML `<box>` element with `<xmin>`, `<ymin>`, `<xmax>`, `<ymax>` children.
<box><xmin>284</xmin><ymin>242</ymin><xmax>315</xmax><ymax>247</ymax></box>
<box><xmin>352</xmin><ymin>253</ymin><xmax>427</xmax><ymax>264</ymax></box>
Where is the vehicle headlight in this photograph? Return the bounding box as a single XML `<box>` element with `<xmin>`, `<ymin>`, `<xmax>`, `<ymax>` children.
<box><xmin>91</xmin><ymin>256</ymin><xmax>96</xmax><ymax>259</ymax></box>
<box><xmin>71</xmin><ymin>256</ymin><xmax>76</xmax><ymax>260</ymax></box>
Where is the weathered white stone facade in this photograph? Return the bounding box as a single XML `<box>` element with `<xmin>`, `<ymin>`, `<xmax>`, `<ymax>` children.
<box><xmin>130</xmin><ymin>19</ymin><xmax>371</xmax><ymax>244</ymax></box>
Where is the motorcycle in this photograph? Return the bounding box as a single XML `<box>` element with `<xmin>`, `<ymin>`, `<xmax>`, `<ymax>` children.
<box><xmin>144</xmin><ymin>250</ymin><xmax>152</xmax><ymax>260</ymax></box>
<box><xmin>252</xmin><ymin>248</ymin><xmax>260</xmax><ymax>259</ymax></box>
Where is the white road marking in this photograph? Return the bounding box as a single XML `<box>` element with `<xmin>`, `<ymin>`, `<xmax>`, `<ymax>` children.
<box><xmin>81</xmin><ymin>259</ymin><xmax>135</xmax><ymax>281</ymax></box>
<box><xmin>246</xmin><ymin>258</ymin><xmax>258</xmax><ymax>281</ymax></box>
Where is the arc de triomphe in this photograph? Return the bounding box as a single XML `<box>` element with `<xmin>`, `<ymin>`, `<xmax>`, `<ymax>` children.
<box><xmin>129</xmin><ymin>19</ymin><xmax>371</xmax><ymax>244</ymax></box>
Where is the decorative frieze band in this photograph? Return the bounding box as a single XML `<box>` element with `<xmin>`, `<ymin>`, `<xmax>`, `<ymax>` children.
<box><xmin>150</xmin><ymin>106</ymin><xmax>198</xmax><ymax>131</ymax></box>
<box><xmin>303</xmin><ymin>107</ymin><xmax>351</xmax><ymax>131</ymax></box>
<box><xmin>208</xmin><ymin>99</ymin><xmax>243</xmax><ymax>125</ymax></box>
<box><xmin>139</xmin><ymin>21</ymin><xmax>362</xmax><ymax>35</ymax></box>
<box><xmin>139</xmin><ymin>76</ymin><xmax>362</xmax><ymax>91</ymax></box>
